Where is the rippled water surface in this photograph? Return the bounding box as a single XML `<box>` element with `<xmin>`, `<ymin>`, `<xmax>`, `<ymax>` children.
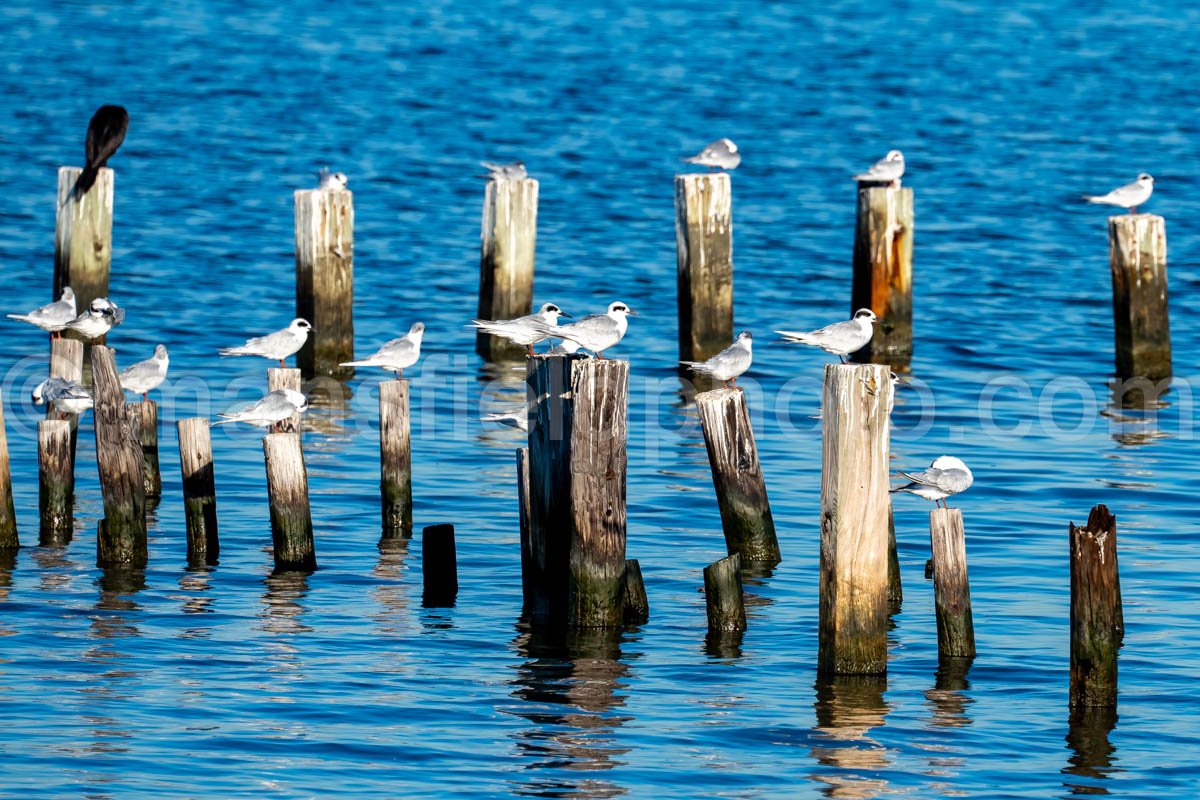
<box><xmin>0</xmin><ymin>1</ymin><xmax>1198</xmax><ymax>797</ymax></box>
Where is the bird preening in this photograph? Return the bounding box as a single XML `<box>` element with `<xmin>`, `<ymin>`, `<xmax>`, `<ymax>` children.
<box><xmin>72</xmin><ymin>105</ymin><xmax>129</xmax><ymax>201</ymax></box>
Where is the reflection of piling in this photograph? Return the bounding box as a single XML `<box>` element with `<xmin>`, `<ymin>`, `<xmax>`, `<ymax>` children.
<box><xmin>929</xmin><ymin>508</ymin><xmax>975</xmax><ymax>659</ymax></box>
<box><xmin>267</xmin><ymin>367</ymin><xmax>303</xmax><ymax>433</ymax></box>
<box><xmin>91</xmin><ymin>347</ymin><xmax>148</xmax><ymax>566</ymax></box>
<box><xmin>38</xmin><ymin>419</ymin><xmax>73</xmax><ymax>546</ymax></box>
<box><xmin>295</xmin><ymin>187</ymin><xmax>354</xmax><ymax>377</ymax></box>
<box><xmin>704</xmin><ymin>553</ymin><xmax>746</xmax><ymax>632</ymax></box>
<box><xmin>379</xmin><ymin>380</ymin><xmax>412</xmax><ymax>538</ymax></box>
<box><xmin>54</xmin><ymin>166</ymin><xmax>113</xmax><ymax>330</ymax></box>
<box><xmin>527</xmin><ymin>355</ymin><xmax>629</xmax><ymax>627</ymax></box>
<box><xmin>177</xmin><ymin>418</ymin><xmax>219</xmax><ymax>565</ymax></box>
<box><xmin>675</xmin><ymin>172</ymin><xmax>733</xmax><ymax>366</ymax></box>
<box><xmin>1069</xmin><ymin>504</ymin><xmax>1123</xmax><ymax>709</ymax></box>
<box><xmin>851</xmin><ymin>185</ymin><xmax>913</xmax><ymax>362</ymax></box>
<box><xmin>49</xmin><ymin>338</ymin><xmax>84</xmax><ymax>463</ymax></box>
<box><xmin>818</xmin><ymin>363</ymin><xmax>893</xmax><ymax>675</ymax></box>
<box><xmin>0</xmin><ymin>391</ymin><xmax>17</xmax><ymax>549</ymax></box>
<box><xmin>622</xmin><ymin>559</ymin><xmax>650</xmax><ymax>625</ymax></box>
<box><xmin>476</xmin><ymin>177</ymin><xmax>537</xmax><ymax>361</ymax></box>
<box><xmin>1108</xmin><ymin>214</ymin><xmax>1170</xmax><ymax>381</ymax></box>
<box><xmin>126</xmin><ymin>401</ymin><xmax>161</xmax><ymax>498</ymax></box>
<box><xmin>887</xmin><ymin>503</ymin><xmax>902</xmax><ymax>607</ymax></box>
<box><xmin>421</xmin><ymin>523</ymin><xmax>458</xmax><ymax>607</ymax></box>
<box><xmin>263</xmin><ymin>432</ymin><xmax>315</xmax><ymax>572</ymax></box>
<box><xmin>695</xmin><ymin>388</ymin><xmax>780</xmax><ymax>564</ymax></box>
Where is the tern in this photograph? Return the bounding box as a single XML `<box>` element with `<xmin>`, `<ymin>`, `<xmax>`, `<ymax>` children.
<box><xmin>341</xmin><ymin>322</ymin><xmax>425</xmax><ymax>377</ymax></box>
<box><xmin>891</xmin><ymin>456</ymin><xmax>974</xmax><ymax>508</ymax></box>
<box><xmin>681</xmin><ymin>331</ymin><xmax>753</xmax><ymax>388</ymax></box>
<box><xmin>7</xmin><ymin>287</ymin><xmax>76</xmax><ymax>338</ymax></box>
<box><xmin>220</xmin><ymin>319</ymin><xmax>313</xmax><ymax>368</ymax></box>
<box><xmin>776</xmin><ymin>309</ymin><xmax>877</xmax><ymax>363</ymax></box>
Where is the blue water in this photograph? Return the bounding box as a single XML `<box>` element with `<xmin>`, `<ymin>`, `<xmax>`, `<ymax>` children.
<box><xmin>1</xmin><ymin>1</ymin><xmax>1198</xmax><ymax>797</ymax></box>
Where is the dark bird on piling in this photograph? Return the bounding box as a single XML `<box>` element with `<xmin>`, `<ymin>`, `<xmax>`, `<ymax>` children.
<box><xmin>73</xmin><ymin>105</ymin><xmax>129</xmax><ymax>200</ymax></box>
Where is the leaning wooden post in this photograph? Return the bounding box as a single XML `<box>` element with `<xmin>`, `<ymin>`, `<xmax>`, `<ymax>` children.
<box><xmin>177</xmin><ymin>418</ymin><xmax>219</xmax><ymax>565</ymax></box>
<box><xmin>54</xmin><ymin>167</ymin><xmax>114</xmax><ymax>326</ymax></box>
<box><xmin>38</xmin><ymin>419</ymin><xmax>73</xmax><ymax>546</ymax></box>
<box><xmin>929</xmin><ymin>508</ymin><xmax>975</xmax><ymax>659</ymax></box>
<box><xmin>267</xmin><ymin>367</ymin><xmax>303</xmax><ymax>434</ymax></box>
<box><xmin>704</xmin><ymin>553</ymin><xmax>746</xmax><ymax>632</ymax></box>
<box><xmin>818</xmin><ymin>363</ymin><xmax>893</xmax><ymax>675</ymax></box>
<box><xmin>379</xmin><ymin>380</ymin><xmax>412</xmax><ymax>538</ymax></box>
<box><xmin>295</xmin><ymin>187</ymin><xmax>354</xmax><ymax>377</ymax></box>
<box><xmin>1070</xmin><ymin>504</ymin><xmax>1123</xmax><ymax>709</ymax></box>
<box><xmin>49</xmin><ymin>337</ymin><xmax>84</xmax><ymax>464</ymax></box>
<box><xmin>675</xmin><ymin>172</ymin><xmax>733</xmax><ymax>366</ymax></box>
<box><xmin>851</xmin><ymin>185</ymin><xmax>913</xmax><ymax>361</ymax></box>
<box><xmin>527</xmin><ymin>355</ymin><xmax>629</xmax><ymax>628</ymax></box>
<box><xmin>695</xmin><ymin>388</ymin><xmax>780</xmax><ymax>564</ymax></box>
<box><xmin>263</xmin><ymin>432</ymin><xmax>316</xmax><ymax>572</ymax></box>
<box><xmin>0</xmin><ymin>390</ymin><xmax>17</xmax><ymax>549</ymax></box>
<box><xmin>1109</xmin><ymin>214</ymin><xmax>1170</xmax><ymax>380</ymax></box>
<box><xmin>422</xmin><ymin>524</ymin><xmax>458</xmax><ymax>607</ymax></box>
<box><xmin>90</xmin><ymin>346</ymin><xmax>147</xmax><ymax>567</ymax></box>
<box><xmin>622</xmin><ymin>558</ymin><xmax>650</xmax><ymax>626</ymax></box>
<box><xmin>475</xmin><ymin>176</ymin><xmax>538</xmax><ymax>361</ymax></box>
<box><xmin>126</xmin><ymin>401</ymin><xmax>161</xmax><ymax>498</ymax></box>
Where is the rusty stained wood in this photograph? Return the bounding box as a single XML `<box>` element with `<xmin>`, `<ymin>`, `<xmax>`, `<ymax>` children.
<box><xmin>851</xmin><ymin>185</ymin><xmax>913</xmax><ymax>361</ymax></box>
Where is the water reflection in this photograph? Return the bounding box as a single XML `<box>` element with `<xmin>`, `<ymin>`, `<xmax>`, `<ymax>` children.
<box><xmin>1063</xmin><ymin>707</ymin><xmax>1120</xmax><ymax>796</ymax></box>
<box><xmin>505</xmin><ymin>625</ymin><xmax>633</xmax><ymax>798</ymax></box>
<box><xmin>0</xmin><ymin>548</ymin><xmax>16</xmax><ymax>605</ymax></box>
<box><xmin>178</xmin><ymin>566</ymin><xmax>216</xmax><ymax>621</ymax></box>
<box><xmin>79</xmin><ymin>567</ymin><xmax>146</xmax><ymax>757</ymax></box>
<box><xmin>1103</xmin><ymin>377</ymin><xmax>1171</xmax><ymax>447</ymax></box>
<box><xmin>810</xmin><ymin>675</ymin><xmax>892</xmax><ymax>799</ymax></box>
<box><xmin>32</xmin><ymin>545</ymin><xmax>76</xmax><ymax>593</ymax></box>
<box><xmin>374</xmin><ymin>537</ymin><xmax>413</xmax><ymax>636</ymax></box>
<box><xmin>260</xmin><ymin>570</ymin><xmax>312</xmax><ymax>635</ymax></box>
<box><xmin>924</xmin><ymin>657</ymin><xmax>974</xmax><ymax>729</ymax></box>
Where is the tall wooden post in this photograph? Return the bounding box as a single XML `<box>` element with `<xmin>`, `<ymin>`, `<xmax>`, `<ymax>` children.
<box><xmin>126</xmin><ymin>401</ymin><xmax>161</xmax><ymax>498</ymax></box>
<box><xmin>267</xmin><ymin>367</ymin><xmax>303</xmax><ymax>434</ymax></box>
<box><xmin>49</xmin><ymin>338</ymin><xmax>84</xmax><ymax>465</ymax></box>
<box><xmin>675</xmin><ymin>172</ymin><xmax>733</xmax><ymax>366</ymax></box>
<box><xmin>0</xmin><ymin>390</ymin><xmax>17</xmax><ymax>549</ymax></box>
<box><xmin>476</xmin><ymin>177</ymin><xmax>538</xmax><ymax>361</ymax></box>
<box><xmin>38</xmin><ymin>419</ymin><xmax>73</xmax><ymax>546</ymax></box>
<box><xmin>177</xmin><ymin>418</ymin><xmax>219</xmax><ymax>565</ymax></box>
<box><xmin>380</xmin><ymin>380</ymin><xmax>412</xmax><ymax>538</ymax></box>
<box><xmin>887</xmin><ymin>503</ymin><xmax>902</xmax><ymax>607</ymax></box>
<box><xmin>54</xmin><ymin>166</ymin><xmax>113</xmax><ymax>325</ymax></box>
<box><xmin>422</xmin><ymin>523</ymin><xmax>458</xmax><ymax>607</ymax></box>
<box><xmin>517</xmin><ymin>447</ymin><xmax>534</xmax><ymax>615</ymax></box>
<box><xmin>263</xmin><ymin>432</ymin><xmax>316</xmax><ymax>572</ymax></box>
<box><xmin>1109</xmin><ymin>214</ymin><xmax>1170</xmax><ymax>380</ymax></box>
<box><xmin>851</xmin><ymin>185</ymin><xmax>913</xmax><ymax>361</ymax></box>
<box><xmin>704</xmin><ymin>553</ymin><xmax>746</xmax><ymax>632</ymax></box>
<box><xmin>929</xmin><ymin>508</ymin><xmax>975</xmax><ymax>659</ymax></box>
<box><xmin>295</xmin><ymin>188</ymin><xmax>354</xmax><ymax>378</ymax></box>
<box><xmin>527</xmin><ymin>355</ymin><xmax>629</xmax><ymax>628</ymax></box>
<box><xmin>1070</xmin><ymin>505</ymin><xmax>1123</xmax><ymax>709</ymax></box>
<box><xmin>818</xmin><ymin>363</ymin><xmax>893</xmax><ymax>675</ymax></box>
<box><xmin>695</xmin><ymin>388</ymin><xmax>780</xmax><ymax>564</ymax></box>
<box><xmin>90</xmin><ymin>346</ymin><xmax>147</xmax><ymax>567</ymax></box>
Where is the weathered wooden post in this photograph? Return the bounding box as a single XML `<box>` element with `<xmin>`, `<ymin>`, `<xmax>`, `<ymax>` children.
<box><xmin>177</xmin><ymin>418</ymin><xmax>219</xmax><ymax>565</ymax></box>
<box><xmin>37</xmin><ymin>419</ymin><xmax>73</xmax><ymax>546</ymax></box>
<box><xmin>295</xmin><ymin>186</ymin><xmax>354</xmax><ymax>377</ymax></box>
<box><xmin>267</xmin><ymin>367</ymin><xmax>303</xmax><ymax>434</ymax></box>
<box><xmin>818</xmin><ymin>363</ymin><xmax>893</xmax><ymax>675</ymax></box>
<box><xmin>675</xmin><ymin>172</ymin><xmax>733</xmax><ymax>367</ymax></box>
<box><xmin>695</xmin><ymin>388</ymin><xmax>780</xmax><ymax>564</ymax></box>
<box><xmin>90</xmin><ymin>346</ymin><xmax>147</xmax><ymax>567</ymax></box>
<box><xmin>1070</xmin><ymin>504</ymin><xmax>1123</xmax><ymax>709</ymax></box>
<box><xmin>475</xmin><ymin>176</ymin><xmax>538</xmax><ymax>361</ymax></box>
<box><xmin>379</xmin><ymin>380</ymin><xmax>412</xmax><ymax>538</ymax></box>
<box><xmin>49</xmin><ymin>337</ymin><xmax>84</xmax><ymax>464</ymax></box>
<box><xmin>422</xmin><ymin>523</ymin><xmax>458</xmax><ymax>607</ymax></box>
<box><xmin>622</xmin><ymin>558</ymin><xmax>650</xmax><ymax>626</ymax></box>
<box><xmin>851</xmin><ymin>185</ymin><xmax>913</xmax><ymax>361</ymax></box>
<box><xmin>704</xmin><ymin>553</ymin><xmax>746</xmax><ymax>632</ymax></box>
<box><xmin>126</xmin><ymin>401</ymin><xmax>161</xmax><ymax>498</ymax></box>
<box><xmin>929</xmin><ymin>508</ymin><xmax>975</xmax><ymax>659</ymax></box>
<box><xmin>263</xmin><ymin>432</ymin><xmax>315</xmax><ymax>572</ymax></box>
<box><xmin>0</xmin><ymin>390</ymin><xmax>17</xmax><ymax>549</ymax></box>
<box><xmin>526</xmin><ymin>355</ymin><xmax>629</xmax><ymax>628</ymax></box>
<box><xmin>1109</xmin><ymin>214</ymin><xmax>1170</xmax><ymax>380</ymax></box>
<box><xmin>887</xmin><ymin>504</ymin><xmax>902</xmax><ymax>607</ymax></box>
<box><xmin>517</xmin><ymin>447</ymin><xmax>534</xmax><ymax>615</ymax></box>
<box><xmin>54</xmin><ymin>167</ymin><xmax>113</xmax><ymax>326</ymax></box>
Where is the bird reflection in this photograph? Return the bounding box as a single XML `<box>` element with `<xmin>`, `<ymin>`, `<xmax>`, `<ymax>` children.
<box><xmin>809</xmin><ymin>675</ymin><xmax>892</xmax><ymax>799</ymax></box>
<box><xmin>1062</xmin><ymin>707</ymin><xmax>1120</xmax><ymax>796</ymax></box>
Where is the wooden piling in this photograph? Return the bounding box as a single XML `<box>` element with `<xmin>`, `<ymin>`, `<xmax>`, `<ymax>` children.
<box><xmin>54</xmin><ymin>166</ymin><xmax>114</xmax><ymax>325</ymax></box>
<box><xmin>49</xmin><ymin>337</ymin><xmax>84</xmax><ymax>464</ymax></box>
<box><xmin>1070</xmin><ymin>504</ymin><xmax>1123</xmax><ymax>709</ymax></box>
<box><xmin>263</xmin><ymin>432</ymin><xmax>315</xmax><ymax>572</ymax></box>
<box><xmin>1108</xmin><ymin>214</ymin><xmax>1170</xmax><ymax>380</ymax></box>
<box><xmin>517</xmin><ymin>447</ymin><xmax>533</xmax><ymax>615</ymax></box>
<box><xmin>379</xmin><ymin>380</ymin><xmax>412</xmax><ymax>538</ymax></box>
<box><xmin>267</xmin><ymin>367</ymin><xmax>303</xmax><ymax>434</ymax></box>
<box><xmin>126</xmin><ymin>401</ymin><xmax>161</xmax><ymax>498</ymax></box>
<box><xmin>0</xmin><ymin>390</ymin><xmax>17</xmax><ymax>549</ymax></box>
<box><xmin>818</xmin><ymin>363</ymin><xmax>893</xmax><ymax>675</ymax></box>
<box><xmin>929</xmin><ymin>508</ymin><xmax>975</xmax><ymax>659</ymax></box>
<box><xmin>851</xmin><ymin>185</ymin><xmax>913</xmax><ymax>361</ymax></box>
<box><xmin>177</xmin><ymin>418</ymin><xmax>219</xmax><ymax>565</ymax></box>
<box><xmin>887</xmin><ymin>503</ymin><xmax>902</xmax><ymax>607</ymax></box>
<box><xmin>695</xmin><ymin>388</ymin><xmax>780</xmax><ymax>564</ymax></box>
<box><xmin>675</xmin><ymin>172</ymin><xmax>733</xmax><ymax>366</ymax></box>
<box><xmin>622</xmin><ymin>558</ymin><xmax>650</xmax><ymax>626</ymax></box>
<box><xmin>704</xmin><ymin>553</ymin><xmax>746</xmax><ymax>632</ymax></box>
<box><xmin>295</xmin><ymin>187</ymin><xmax>354</xmax><ymax>377</ymax></box>
<box><xmin>90</xmin><ymin>346</ymin><xmax>147</xmax><ymax>567</ymax></box>
<box><xmin>421</xmin><ymin>523</ymin><xmax>458</xmax><ymax>607</ymax></box>
<box><xmin>38</xmin><ymin>419</ymin><xmax>73</xmax><ymax>546</ymax></box>
<box><xmin>526</xmin><ymin>355</ymin><xmax>629</xmax><ymax>628</ymax></box>
<box><xmin>475</xmin><ymin>177</ymin><xmax>538</xmax><ymax>361</ymax></box>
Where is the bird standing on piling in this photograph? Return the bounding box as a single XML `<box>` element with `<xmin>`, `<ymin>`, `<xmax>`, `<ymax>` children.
<box><xmin>317</xmin><ymin>167</ymin><xmax>348</xmax><ymax>190</ymax></box>
<box><xmin>891</xmin><ymin>456</ymin><xmax>974</xmax><ymax>508</ymax></box>
<box><xmin>683</xmin><ymin>139</ymin><xmax>741</xmax><ymax>171</ymax></box>
<box><xmin>212</xmin><ymin>389</ymin><xmax>309</xmax><ymax>432</ymax></box>
<box><xmin>219</xmin><ymin>318</ymin><xmax>313</xmax><ymax>368</ymax></box>
<box><xmin>776</xmin><ymin>309</ymin><xmax>877</xmax><ymax>363</ymax></box>
<box><xmin>682</xmin><ymin>331</ymin><xmax>753</xmax><ymax>388</ymax></box>
<box><xmin>535</xmin><ymin>301</ymin><xmax>637</xmax><ymax>359</ymax></box>
<box><xmin>1083</xmin><ymin>173</ymin><xmax>1154</xmax><ymax>214</ymax></box>
<box><xmin>341</xmin><ymin>322</ymin><xmax>425</xmax><ymax>377</ymax></box>
<box><xmin>119</xmin><ymin>344</ymin><xmax>169</xmax><ymax>401</ymax></box>
<box><xmin>64</xmin><ymin>297</ymin><xmax>124</xmax><ymax>341</ymax></box>
<box><xmin>7</xmin><ymin>287</ymin><xmax>76</xmax><ymax>338</ymax></box>
<box><xmin>72</xmin><ymin>105</ymin><xmax>129</xmax><ymax>200</ymax></box>
<box><xmin>853</xmin><ymin>150</ymin><xmax>905</xmax><ymax>188</ymax></box>
<box><xmin>481</xmin><ymin>161</ymin><xmax>528</xmax><ymax>180</ymax></box>
<box><xmin>32</xmin><ymin>376</ymin><xmax>93</xmax><ymax>415</ymax></box>
<box><xmin>470</xmin><ymin>302</ymin><xmax>570</xmax><ymax>355</ymax></box>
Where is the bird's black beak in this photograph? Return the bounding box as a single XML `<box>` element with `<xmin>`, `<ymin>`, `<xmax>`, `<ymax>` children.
<box><xmin>559</xmin><ymin>312</ymin><xmax>572</xmax><ymax>319</ymax></box>
<box><xmin>627</xmin><ymin>309</ymin><xmax>640</xmax><ymax>316</ymax></box>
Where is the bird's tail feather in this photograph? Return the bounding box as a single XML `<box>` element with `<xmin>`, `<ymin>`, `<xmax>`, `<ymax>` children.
<box><xmin>6</xmin><ymin>314</ymin><xmax>31</xmax><ymax>322</ymax></box>
<box><xmin>339</xmin><ymin>359</ymin><xmax>373</xmax><ymax>367</ymax></box>
<box><xmin>776</xmin><ymin>330</ymin><xmax>817</xmax><ymax>345</ymax></box>
<box><xmin>73</xmin><ymin>164</ymin><xmax>100</xmax><ymax>200</ymax></box>
<box><xmin>218</xmin><ymin>347</ymin><xmax>249</xmax><ymax>357</ymax></box>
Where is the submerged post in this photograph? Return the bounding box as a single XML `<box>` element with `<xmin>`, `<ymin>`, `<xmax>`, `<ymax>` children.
<box><xmin>90</xmin><ymin>346</ymin><xmax>148</xmax><ymax>567</ymax></box>
<box><xmin>1070</xmin><ymin>504</ymin><xmax>1123</xmax><ymax>709</ymax></box>
<box><xmin>263</xmin><ymin>432</ymin><xmax>315</xmax><ymax>572</ymax></box>
<box><xmin>929</xmin><ymin>508</ymin><xmax>975</xmax><ymax>659</ymax></box>
<box><xmin>675</xmin><ymin>172</ymin><xmax>733</xmax><ymax>366</ymax></box>
<box><xmin>379</xmin><ymin>380</ymin><xmax>412</xmax><ymax>538</ymax></box>
<box><xmin>818</xmin><ymin>363</ymin><xmax>893</xmax><ymax>675</ymax></box>
<box><xmin>695</xmin><ymin>388</ymin><xmax>780</xmax><ymax>564</ymax></box>
<box><xmin>38</xmin><ymin>419</ymin><xmax>73</xmax><ymax>546</ymax></box>
<box><xmin>422</xmin><ymin>523</ymin><xmax>458</xmax><ymax>608</ymax></box>
<box><xmin>54</xmin><ymin>166</ymin><xmax>113</xmax><ymax>325</ymax></box>
<box><xmin>851</xmin><ymin>185</ymin><xmax>913</xmax><ymax>362</ymax></box>
<box><xmin>704</xmin><ymin>553</ymin><xmax>746</xmax><ymax>632</ymax></box>
<box><xmin>177</xmin><ymin>418</ymin><xmax>219</xmax><ymax>565</ymax></box>
<box><xmin>475</xmin><ymin>176</ymin><xmax>538</xmax><ymax>361</ymax></box>
<box><xmin>126</xmin><ymin>401</ymin><xmax>161</xmax><ymax>498</ymax></box>
<box><xmin>267</xmin><ymin>367</ymin><xmax>303</xmax><ymax>434</ymax></box>
<box><xmin>1108</xmin><ymin>214</ymin><xmax>1170</xmax><ymax>381</ymax></box>
<box><xmin>295</xmin><ymin>187</ymin><xmax>354</xmax><ymax>377</ymax></box>
<box><xmin>622</xmin><ymin>558</ymin><xmax>650</xmax><ymax>626</ymax></box>
<box><xmin>0</xmin><ymin>390</ymin><xmax>17</xmax><ymax>549</ymax></box>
